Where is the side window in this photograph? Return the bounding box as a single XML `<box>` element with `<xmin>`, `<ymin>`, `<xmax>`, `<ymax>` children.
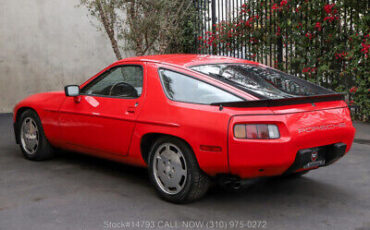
<box><xmin>159</xmin><ymin>69</ymin><xmax>244</xmax><ymax>104</ymax></box>
<box><xmin>81</xmin><ymin>65</ymin><xmax>143</xmax><ymax>98</ymax></box>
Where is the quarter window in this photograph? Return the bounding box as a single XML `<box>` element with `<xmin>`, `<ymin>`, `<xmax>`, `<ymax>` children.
<box><xmin>159</xmin><ymin>69</ymin><xmax>244</xmax><ymax>104</ymax></box>
<box><xmin>81</xmin><ymin>65</ymin><xmax>143</xmax><ymax>98</ymax></box>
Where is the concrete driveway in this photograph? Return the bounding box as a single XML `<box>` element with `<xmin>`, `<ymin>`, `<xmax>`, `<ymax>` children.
<box><xmin>0</xmin><ymin>114</ymin><xmax>369</xmax><ymax>230</ymax></box>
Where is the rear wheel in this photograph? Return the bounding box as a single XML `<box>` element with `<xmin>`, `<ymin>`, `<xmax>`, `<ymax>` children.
<box><xmin>18</xmin><ymin>110</ymin><xmax>54</xmax><ymax>161</ymax></box>
<box><xmin>148</xmin><ymin>137</ymin><xmax>211</xmax><ymax>203</ymax></box>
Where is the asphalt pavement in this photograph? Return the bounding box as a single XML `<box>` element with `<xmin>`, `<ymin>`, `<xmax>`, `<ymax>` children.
<box><xmin>0</xmin><ymin>113</ymin><xmax>369</xmax><ymax>230</ymax></box>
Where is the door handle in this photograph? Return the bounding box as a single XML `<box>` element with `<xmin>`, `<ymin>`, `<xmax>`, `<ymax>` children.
<box><xmin>127</xmin><ymin>107</ymin><xmax>136</xmax><ymax>114</ymax></box>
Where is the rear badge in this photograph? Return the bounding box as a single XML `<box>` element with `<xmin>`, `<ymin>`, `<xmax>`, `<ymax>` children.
<box><xmin>311</xmin><ymin>151</ymin><xmax>318</xmax><ymax>161</ymax></box>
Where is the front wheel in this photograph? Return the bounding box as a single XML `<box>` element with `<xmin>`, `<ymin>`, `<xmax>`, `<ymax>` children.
<box><xmin>148</xmin><ymin>137</ymin><xmax>211</xmax><ymax>203</ymax></box>
<box><xmin>18</xmin><ymin>110</ymin><xmax>54</xmax><ymax>161</ymax></box>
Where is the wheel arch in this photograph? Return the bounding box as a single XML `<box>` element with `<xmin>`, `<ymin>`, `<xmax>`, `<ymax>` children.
<box><xmin>15</xmin><ymin>107</ymin><xmax>38</xmax><ymax>122</ymax></box>
<box><xmin>140</xmin><ymin>133</ymin><xmax>197</xmax><ymax>165</ymax></box>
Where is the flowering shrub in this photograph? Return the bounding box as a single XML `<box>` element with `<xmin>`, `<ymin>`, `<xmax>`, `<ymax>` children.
<box><xmin>198</xmin><ymin>0</ymin><xmax>369</xmax><ymax>121</ymax></box>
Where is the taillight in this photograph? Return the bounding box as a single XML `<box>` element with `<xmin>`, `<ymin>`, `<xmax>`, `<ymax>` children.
<box><xmin>234</xmin><ymin>124</ymin><xmax>280</xmax><ymax>139</ymax></box>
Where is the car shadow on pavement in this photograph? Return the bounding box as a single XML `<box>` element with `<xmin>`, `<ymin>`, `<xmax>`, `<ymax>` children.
<box><xmin>53</xmin><ymin>150</ymin><xmax>150</xmax><ymax>185</ymax></box>
<box><xmin>51</xmin><ymin>149</ymin><xmax>350</xmax><ymax>206</ymax></box>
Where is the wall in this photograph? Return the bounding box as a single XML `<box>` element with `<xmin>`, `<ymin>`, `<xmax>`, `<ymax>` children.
<box><xmin>0</xmin><ymin>0</ymin><xmax>128</xmax><ymax>113</ymax></box>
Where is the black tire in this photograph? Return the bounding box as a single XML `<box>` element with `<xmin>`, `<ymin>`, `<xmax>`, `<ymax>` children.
<box><xmin>17</xmin><ymin>110</ymin><xmax>54</xmax><ymax>161</ymax></box>
<box><xmin>148</xmin><ymin>136</ymin><xmax>211</xmax><ymax>203</ymax></box>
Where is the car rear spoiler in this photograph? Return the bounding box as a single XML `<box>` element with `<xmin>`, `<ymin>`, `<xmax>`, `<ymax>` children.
<box><xmin>211</xmin><ymin>93</ymin><xmax>345</xmax><ymax>108</ymax></box>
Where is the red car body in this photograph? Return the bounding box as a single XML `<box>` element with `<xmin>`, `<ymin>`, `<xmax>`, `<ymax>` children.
<box><xmin>13</xmin><ymin>54</ymin><xmax>355</xmax><ymax>179</ymax></box>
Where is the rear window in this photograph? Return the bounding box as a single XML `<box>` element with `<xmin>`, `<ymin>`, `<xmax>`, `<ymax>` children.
<box><xmin>191</xmin><ymin>64</ymin><xmax>333</xmax><ymax>99</ymax></box>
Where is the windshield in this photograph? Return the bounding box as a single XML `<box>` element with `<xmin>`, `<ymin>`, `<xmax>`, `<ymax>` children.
<box><xmin>191</xmin><ymin>64</ymin><xmax>333</xmax><ymax>99</ymax></box>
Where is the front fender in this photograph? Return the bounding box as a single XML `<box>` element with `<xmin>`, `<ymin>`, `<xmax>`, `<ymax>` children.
<box><xmin>13</xmin><ymin>91</ymin><xmax>66</xmax><ymax>145</ymax></box>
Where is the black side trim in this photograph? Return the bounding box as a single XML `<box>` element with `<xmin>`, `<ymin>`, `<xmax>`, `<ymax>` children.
<box><xmin>211</xmin><ymin>93</ymin><xmax>345</xmax><ymax>108</ymax></box>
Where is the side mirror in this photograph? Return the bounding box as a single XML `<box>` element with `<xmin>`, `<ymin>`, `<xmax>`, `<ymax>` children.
<box><xmin>64</xmin><ymin>85</ymin><xmax>80</xmax><ymax>97</ymax></box>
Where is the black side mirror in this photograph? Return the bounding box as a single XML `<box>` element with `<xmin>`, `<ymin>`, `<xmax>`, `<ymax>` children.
<box><xmin>64</xmin><ymin>85</ymin><xmax>80</xmax><ymax>97</ymax></box>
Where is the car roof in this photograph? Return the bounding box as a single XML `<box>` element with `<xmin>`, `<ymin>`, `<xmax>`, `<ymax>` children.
<box><xmin>116</xmin><ymin>54</ymin><xmax>259</xmax><ymax>68</ymax></box>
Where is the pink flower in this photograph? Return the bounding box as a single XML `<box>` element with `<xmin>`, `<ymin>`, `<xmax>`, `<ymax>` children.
<box><xmin>302</xmin><ymin>67</ymin><xmax>310</xmax><ymax>73</ymax></box>
<box><xmin>280</xmin><ymin>0</ymin><xmax>287</xmax><ymax>7</ymax></box>
<box><xmin>276</xmin><ymin>26</ymin><xmax>281</xmax><ymax>36</ymax></box>
<box><xmin>315</xmin><ymin>22</ymin><xmax>322</xmax><ymax>31</ymax></box>
<box><xmin>305</xmin><ymin>32</ymin><xmax>313</xmax><ymax>40</ymax></box>
<box><xmin>349</xmin><ymin>87</ymin><xmax>358</xmax><ymax>93</ymax></box>
<box><xmin>324</xmin><ymin>4</ymin><xmax>335</xmax><ymax>14</ymax></box>
<box><xmin>335</xmin><ymin>51</ymin><xmax>348</xmax><ymax>60</ymax></box>
<box><xmin>272</xmin><ymin>3</ymin><xmax>279</xmax><ymax>10</ymax></box>
<box><xmin>324</xmin><ymin>16</ymin><xmax>335</xmax><ymax>22</ymax></box>
<box><xmin>361</xmin><ymin>42</ymin><xmax>369</xmax><ymax>54</ymax></box>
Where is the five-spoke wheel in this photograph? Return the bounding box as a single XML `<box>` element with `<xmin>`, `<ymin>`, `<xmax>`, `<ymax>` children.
<box><xmin>149</xmin><ymin>136</ymin><xmax>211</xmax><ymax>203</ymax></box>
<box><xmin>153</xmin><ymin>143</ymin><xmax>187</xmax><ymax>195</ymax></box>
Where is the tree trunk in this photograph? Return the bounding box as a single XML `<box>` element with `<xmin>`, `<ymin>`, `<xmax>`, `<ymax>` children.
<box><xmin>96</xmin><ymin>0</ymin><xmax>122</xmax><ymax>60</ymax></box>
<box><xmin>110</xmin><ymin>35</ymin><xmax>122</xmax><ymax>60</ymax></box>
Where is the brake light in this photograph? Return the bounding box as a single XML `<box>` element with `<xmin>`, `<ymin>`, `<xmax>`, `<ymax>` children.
<box><xmin>234</xmin><ymin>124</ymin><xmax>280</xmax><ymax>139</ymax></box>
<box><xmin>246</xmin><ymin>124</ymin><xmax>258</xmax><ymax>139</ymax></box>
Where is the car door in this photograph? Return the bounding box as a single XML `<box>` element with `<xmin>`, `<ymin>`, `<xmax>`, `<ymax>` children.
<box><xmin>58</xmin><ymin>63</ymin><xmax>145</xmax><ymax>156</ymax></box>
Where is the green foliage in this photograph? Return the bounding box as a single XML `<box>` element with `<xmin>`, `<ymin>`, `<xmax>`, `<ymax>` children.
<box><xmin>198</xmin><ymin>0</ymin><xmax>369</xmax><ymax>121</ymax></box>
<box><xmin>167</xmin><ymin>8</ymin><xmax>198</xmax><ymax>54</ymax></box>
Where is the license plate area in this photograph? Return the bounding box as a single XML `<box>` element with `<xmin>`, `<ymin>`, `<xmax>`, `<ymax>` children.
<box><xmin>302</xmin><ymin>147</ymin><xmax>326</xmax><ymax>169</ymax></box>
<box><xmin>303</xmin><ymin>160</ymin><xmax>325</xmax><ymax>168</ymax></box>
<box><xmin>285</xmin><ymin>143</ymin><xmax>347</xmax><ymax>174</ymax></box>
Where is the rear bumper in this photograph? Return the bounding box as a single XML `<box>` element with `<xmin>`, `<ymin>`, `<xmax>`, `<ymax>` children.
<box><xmin>227</xmin><ymin>140</ymin><xmax>353</xmax><ymax>179</ymax></box>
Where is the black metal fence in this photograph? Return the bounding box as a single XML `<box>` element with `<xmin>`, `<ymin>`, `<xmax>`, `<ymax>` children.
<box><xmin>193</xmin><ymin>0</ymin><xmax>369</xmax><ymax>120</ymax></box>
<box><xmin>193</xmin><ymin>0</ymin><xmax>367</xmax><ymax>71</ymax></box>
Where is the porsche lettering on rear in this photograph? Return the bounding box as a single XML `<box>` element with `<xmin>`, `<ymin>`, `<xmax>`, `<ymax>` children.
<box><xmin>297</xmin><ymin>122</ymin><xmax>346</xmax><ymax>134</ymax></box>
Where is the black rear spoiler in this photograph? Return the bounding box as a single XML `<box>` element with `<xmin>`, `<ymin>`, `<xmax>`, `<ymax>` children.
<box><xmin>211</xmin><ymin>93</ymin><xmax>345</xmax><ymax>108</ymax></box>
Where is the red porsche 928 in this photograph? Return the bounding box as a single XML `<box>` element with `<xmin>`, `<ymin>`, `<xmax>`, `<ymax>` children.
<box><xmin>13</xmin><ymin>54</ymin><xmax>355</xmax><ymax>203</ymax></box>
